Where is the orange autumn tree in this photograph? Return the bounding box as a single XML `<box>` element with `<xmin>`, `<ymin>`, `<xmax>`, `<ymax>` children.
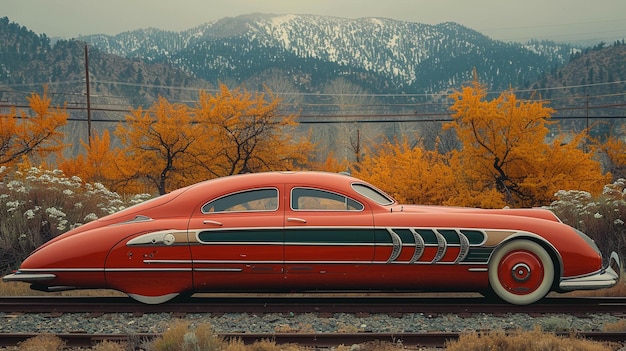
<box><xmin>193</xmin><ymin>85</ymin><xmax>314</xmax><ymax>177</ymax></box>
<box><xmin>596</xmin><ymin>133</ymin><xmax>626</xmax><ymax>179</ymax></box>
<box><xmin>0</xmin><ymin>88</ymin><xmax>67</xmax><ymax>168</ymax></box>
<box><xmin>315</xmin><ymin>151</ymin><xmax>350</xmax><ymax>173</ymax></box>
<box><xmin>443</xmin><ymin>150</ymin><xmax>509</xmax><ymax>208</ymax></box>
<box><xmin>90</xmin><ymin>85</ymin><xmax>314</xmax><ymax>195</ymax></box>
<box><xmin>352</xmin><ymin>139</ymin><xmax>458</xmax><ymax>205</ymax></box>
<box><xmin>113</xmin><ymin>97</ymin><xmax>203</xmax><ymax>195</ymax></box>
<box><xmin>447</xmin><ymin>79</ymin><xmax>609</xmax><ymax>207</ymax></box>
<box><xmin>59</xmin><ymin>130</ymin><xmax>115</xmax><ymax>185</ymax></box>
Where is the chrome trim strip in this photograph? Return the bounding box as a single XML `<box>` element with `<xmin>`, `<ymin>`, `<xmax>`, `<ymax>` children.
<box><xmin>15</xmin><ymin>268</ymin><xmax>104</xmax><ymax>272</ymax></box>
<box><xmin>105</xmin><ymin>268</ymin><xmax>191</xmax><ymax>272</ymax></box>
<box><xmin>143</xmin><ymin>260</ymin><xmax>193</xmax><ymax>264</ymax></box>
<box><xmin>285</xmin><ymin>242</ymin><xmax>375</xmax><ymax>246</ymax></box>
<box><xmin>194</xmin><ymin>260</ymin><xmax>283</xmax><ymax>264</ymax></box>
<box><xmin>193</xmin><ymin>268</ymin><xmax>243</xmax><ymax>272</ymax></box>
<box><xmin>113</xmin><ymin>215</ymin><xmax>153</xmax><ymax>226</ymax></box>
<box><xmin>195</xmin><ymin>226</ymin><xmax>285</xmax><ymax>231</ymax></box>
<box><xmin>374</xmin><ymin>260</ymin><xmax>487</xmax><ymax>265</ymax></box>
<box><xmin>468</xmin><ymin>267</ymin><xmax>489</xmax><ymax>272</ymax></box>
<box><xmin>286</xmin><ymin>260</ymin><xmax>373</xmax><ymax>264</ymax></box>
<box><xmin>197</xmin><ymin>242</ymin><xmax>285</xmax><ymax>246</ymax></box>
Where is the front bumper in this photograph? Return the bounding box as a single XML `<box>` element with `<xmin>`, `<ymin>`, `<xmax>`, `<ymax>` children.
<box><xmin>559</xmin><ymin>251</ymin><xmax>621</xmax><ymax>291</ymax></box>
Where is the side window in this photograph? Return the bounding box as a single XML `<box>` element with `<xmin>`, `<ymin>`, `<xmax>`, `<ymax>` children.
<box><xmin>291</xmin><ymin>188</ymin><xmax>364</xmax><ymax>211</ymax></box>
<box><xmin>202</xmin><ymin>188</ymin><xmax>278</xmax><ymax>213</ymax></box>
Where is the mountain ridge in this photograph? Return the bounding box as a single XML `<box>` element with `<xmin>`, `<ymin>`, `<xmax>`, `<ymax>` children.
<box><xmin>76</xmin><ymin>13</ymin><xmax>575</xmax><ymax>93</ymax></box>
<box><xmin>1</xmin><ymin>14</ymin><xmax>624</xmax><ymax>159</ymax></box>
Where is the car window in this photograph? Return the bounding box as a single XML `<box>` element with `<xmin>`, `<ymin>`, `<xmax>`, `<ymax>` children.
<box><xmin>351</xmin><ymin>183</ymin><xmax>395</xmax><ymax>205</ymax></box>
<box><xmin>202</xmin><ymin>188</ymin><xmax>278</xmax><ymax>213</ymax></box>
<box><xmin>291</xmin><ymin>188</ymin><xmax>364</xmax><ymax>211</ymax></box>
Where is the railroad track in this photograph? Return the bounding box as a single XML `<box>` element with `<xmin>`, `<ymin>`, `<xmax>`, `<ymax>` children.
<box><xmin>2</xmin><ymin>295</ymin><xmax>626</xmax><ymax>315</ymax></box>
<box><xmin>2</xmin><ymin>295</ymin><xmax>626</xmax><ymax>348</ymax></box>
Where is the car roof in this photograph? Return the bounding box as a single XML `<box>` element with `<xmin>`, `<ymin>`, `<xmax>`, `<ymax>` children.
<box><xmin>173</xmin><ymin>171</ymin><xmax>371</xmax><ymax>206</ymax></box>
<box><xmin>204</xmin><ymin>171</ymin><xmax>355</xmax><ymax>185</ymax></box>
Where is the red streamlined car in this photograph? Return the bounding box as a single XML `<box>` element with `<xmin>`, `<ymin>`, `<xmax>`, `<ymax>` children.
<box><xmin>3</xmin><ymin>171</ymin><xmax>620</xmax><ymax>304</ymax></box>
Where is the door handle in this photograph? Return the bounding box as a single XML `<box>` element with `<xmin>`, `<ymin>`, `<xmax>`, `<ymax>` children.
<box><xmin>287</xmin><ymin>217</ymin><xmax>307</xmax><ymax>223</ymax></box>
<box><xmin>203</xmin><ymin>220</ymin><xmax>223</xmax><ymax>226</ymax></box>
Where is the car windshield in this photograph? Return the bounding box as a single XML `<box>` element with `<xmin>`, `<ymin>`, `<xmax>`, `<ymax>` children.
<box><xmin>351</xmin><ymin>183</ymin><xmax>395</xmax><ymax>205</ymax></box>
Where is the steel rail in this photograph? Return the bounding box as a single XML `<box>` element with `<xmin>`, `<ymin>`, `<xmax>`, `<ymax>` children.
<box><xmin>1</xmin><ymin>296</ymin><xmax>626</xmax><ymax>315</ymax></box>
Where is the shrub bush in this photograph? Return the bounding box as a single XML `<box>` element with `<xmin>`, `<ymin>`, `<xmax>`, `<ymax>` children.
<box><xmin>16</xmin><ymin>334</ymin><xmax>65</xmax><ymax>351</ymax></box>
<box><xmin>445</xmin><ymin>328</ymin><xmax>614</xmax><ymax>351</ymax></box>
<box><xmin>548</xmin><ymin>178</ymin><xmax>626</xmax><ymax>261</ymax></box>
<box><xmin>0</xmin><ymin>166</ymin><xmax>150</xmax><ymax>275</ymax></box>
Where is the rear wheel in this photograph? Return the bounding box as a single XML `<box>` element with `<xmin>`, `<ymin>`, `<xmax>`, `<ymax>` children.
<box><xmin>127</xmin><ymin>292</ymin><xmax>179</xmax><ymax>304</ymax></box>
<box><xmin>488</xmin><ymin>240</ymin><xmax>554</xmax><ymax>305</ymax></box>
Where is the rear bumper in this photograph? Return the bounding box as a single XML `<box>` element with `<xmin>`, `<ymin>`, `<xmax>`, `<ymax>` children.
<box><xmin>559</xmin><ymin>251</ymin><xmax>621</xmax><ymax>291</ymax></box>
<box><xmin>2</xmin><ymin>271</ymin><xmax>56</xmax><ymax>282</ymax></box>
<box><xmin>3</xmin><ymin>271</ymin><xmax>77</xmax><ymax>292</ymax></box>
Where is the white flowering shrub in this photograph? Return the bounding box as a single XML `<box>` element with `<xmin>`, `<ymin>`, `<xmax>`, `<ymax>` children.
<box><xmin>548</xmin><ymin>178</ymin><xmax>626</xmax><ymax>261</ymax></box>
<box><xmin>0</xmin><ymin>167</ymin><xmax>152</xmax><ymax>274</ymax></box>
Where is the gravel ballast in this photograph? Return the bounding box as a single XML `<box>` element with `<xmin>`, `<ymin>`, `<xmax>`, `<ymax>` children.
<box><xmin>0</xmin><ymin>311</ymin><xmax>622</xmax><ymax>335</ymax></box>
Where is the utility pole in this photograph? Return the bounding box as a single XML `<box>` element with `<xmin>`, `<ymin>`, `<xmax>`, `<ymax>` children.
<box><xmin>585</xmin><ymin>93</ymin><xmax>589</xmax><ymax>152</ymax></box>
<box><xmin>84</xmin><ymin>45</ymin><xmax>92</xmax><ymax>146</ymax></box>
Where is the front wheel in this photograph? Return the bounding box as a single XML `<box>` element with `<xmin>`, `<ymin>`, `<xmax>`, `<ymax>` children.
<box><xmin>488</xmin><ymin>240</ymin><xmax>554</xmax><ymax>305</ymax></box>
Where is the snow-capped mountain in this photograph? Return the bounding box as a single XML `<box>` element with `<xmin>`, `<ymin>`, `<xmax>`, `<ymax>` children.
<box><xmin>79</xmin><ymin>13</ymin><xmax>575</xmax><ymax>93</ymax></box>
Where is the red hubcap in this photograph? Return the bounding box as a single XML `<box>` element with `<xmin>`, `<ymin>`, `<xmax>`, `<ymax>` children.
<box><xmin>498</xmin><ymin>250</ymin><xmax>544</xmax><ymax>295</ymax></box>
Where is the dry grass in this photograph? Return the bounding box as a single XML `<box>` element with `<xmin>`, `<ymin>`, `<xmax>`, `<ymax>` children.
<box><xmin>14</xmin><ymin>334</ymin><xmax>65</xmax><ymax>351</ymax></box>
<box><xmin>147</xmin><ymin>320</ymin><xmax>416</xmax><ymax>351</ymax></box>
<box><xmin>603</xmin><ymin>319</ymin><xmax>626</xmax><ymax>332</ymax></box>
<box><xmin>89</xmin><ymin>341</ymin><xmax>128</xmax><ymax>351</ymax></box>
<box><xmin>4</xmin><ymin>324</ymin><xmax>624</xmax><ymax>351</ymax></box>
<box><xmin>445</xmin><ymin>328</ymin><xmax>618</xmax><ymax>351</ymax></box>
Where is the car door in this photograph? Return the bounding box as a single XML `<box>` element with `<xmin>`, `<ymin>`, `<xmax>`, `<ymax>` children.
<box><xmin>283</xmin><ymin>186</ymin><xmax>375</xmax><ymax>290</ymax></box>
<box><xmin>188</xmin><ymin>187</ymin><xmax>284</xmax><ymax>291</ymax></box>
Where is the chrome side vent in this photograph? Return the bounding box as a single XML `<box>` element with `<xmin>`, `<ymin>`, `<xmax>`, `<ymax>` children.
<box><xmin>386</xmin><ymin>228</ymin><xmax>403</xmax><ymax>263</ymax></box>
<box><xmin>383</xmin><ymin>227</ymin><xmax>485</xmax><ymax>264</ymax></box>
<box><xmin>455</xmin><ymin>232</ymin><xmax>470</xmax><ymax>263</ymax></box>
<box><xmin>409</xmin><ymin>229</ymin><xmax>425</xmax><ymax>263</ymax></box>
<box><xmin>432</xmin><ymin>230</ymin><xmax>447</xmax><ymax>263</ymax></box>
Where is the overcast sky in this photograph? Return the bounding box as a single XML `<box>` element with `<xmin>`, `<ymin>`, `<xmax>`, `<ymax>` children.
<box><xmin>3</xmin><ymin>0</ymin><xmax>626</xmax><ymax>43</ymax></box>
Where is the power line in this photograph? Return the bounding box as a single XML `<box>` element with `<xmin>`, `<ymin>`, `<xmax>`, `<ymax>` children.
<box><xmin>2</xmin><ymin>78</ymin><xmax>626</xmax><ymax>101</ymax></box>
<box><xmin>2</xmin><ymin>102</ymin><xmax>624</xmax><ymax>125</ymax></box>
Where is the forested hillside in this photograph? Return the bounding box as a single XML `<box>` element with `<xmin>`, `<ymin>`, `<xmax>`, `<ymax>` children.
<box><xmin>0</xmin><ymin>15</ymin><xmax>624</xmax><ymax>158</ymax></box>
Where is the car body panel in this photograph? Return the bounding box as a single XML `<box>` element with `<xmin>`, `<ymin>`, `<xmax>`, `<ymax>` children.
<box><xmin>3</xmin><ymin>171</ymin><xmax>620</xmax><ymax>304</ymax></box>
